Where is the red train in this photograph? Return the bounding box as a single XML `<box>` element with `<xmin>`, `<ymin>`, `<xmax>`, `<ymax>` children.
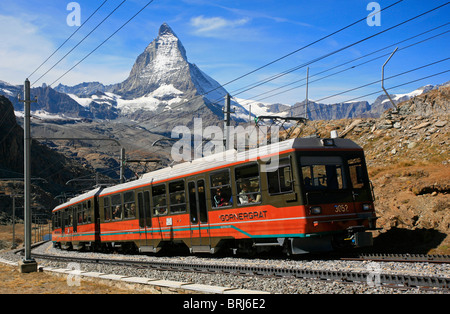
<box><xmin>52</xmin><ymin>137</ymin><xmax>377</xmax><ymax>255</ymax></box>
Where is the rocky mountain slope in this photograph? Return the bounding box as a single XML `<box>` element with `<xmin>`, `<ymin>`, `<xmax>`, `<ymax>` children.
<box><xmin>285</xmin><ymin>85</ymin><xmax>449</xmax><ymax>254</ymax></box>
<box><xmin>0</xmin><ymin>96</ymin><xmax>96</xmax><ymax>218</ymax></box>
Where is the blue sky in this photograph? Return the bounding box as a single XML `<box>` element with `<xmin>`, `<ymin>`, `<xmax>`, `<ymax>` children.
<box><xmin>0</xmin><ymin>0</ymin><xmax>449</xmax><ymax>105</ymax></box>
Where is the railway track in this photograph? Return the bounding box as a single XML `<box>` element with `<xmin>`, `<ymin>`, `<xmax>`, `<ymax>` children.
<box><xmin>28</xmin><ymin>251</ymin><xmax>450</xmax><ymax>291</ymax></box>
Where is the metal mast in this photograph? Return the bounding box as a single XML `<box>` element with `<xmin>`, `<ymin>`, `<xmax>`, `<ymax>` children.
<box><xmin>18</xmin><ymin>79</ymin><xmax>38</xmax><ymax>272</ymax></box>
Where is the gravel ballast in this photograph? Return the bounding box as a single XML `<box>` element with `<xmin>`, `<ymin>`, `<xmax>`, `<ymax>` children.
<box><xmin>1</xmin><ymin>242</ymin><xmax>448</xmax><ymax>294</ymax></box>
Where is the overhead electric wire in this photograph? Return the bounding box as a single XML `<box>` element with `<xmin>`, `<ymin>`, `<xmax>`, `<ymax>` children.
<box><xmin>228</xmin><ymin>2</ymin><xmax>450</xmax><ymax>98</ymax></box>
<box><xmin>28</xmin><ymin>0</ymin><xmax>109</xmax><ymax>80</ymax></box>
<box><xmin>294</xmin><ymin>69</ymin><xmax>450</xmax><ymax>119</ymax></box>
<box><xmin>314</xmin><ymin>57</ymin><xmax>450</xmax><ymax>103</ymax></box>
<box><xmin>208</xmin><ymin>0</ymin><xmax>406</xmax><ymax>94</ymax></box>
<box><xmin>32</xmin><ymin>0</ymin><xmax>127</xmax><ymax>87</ymax></box>
<box><xmin>243</xmin><ymin>26</ymin><xmax>450</xmax><ymax>106</ymax></box>
<box><xmin>48</xmin><ymin>0</ymin><xmax>156</xmax><ymax>87</ymax></box>
<box><xmin>252</xmin><ymin>57</ymin><xmax>450</xmax><ymax>119</ymax></box>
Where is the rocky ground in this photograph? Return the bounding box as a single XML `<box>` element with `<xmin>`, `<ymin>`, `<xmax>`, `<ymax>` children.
<box><xmin>288</xmin><ymin>87</ymin><xmax>449</xmax><ymax>254</ymax></box>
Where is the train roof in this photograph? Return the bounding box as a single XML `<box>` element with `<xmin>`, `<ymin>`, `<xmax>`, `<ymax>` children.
<box><xmin>99</xmin><ymin>137</ymin><xmax>361</xmax><ymax>197</ymax></box>
<box><xmin>53</xmin><ymin>187</ymin><xmax>102</xmax><ymax>212</ymax></box>
<box><xmin>53</xmin><ymin>137</ymin><xmax>362</xmax><ymax>211</ymax></box>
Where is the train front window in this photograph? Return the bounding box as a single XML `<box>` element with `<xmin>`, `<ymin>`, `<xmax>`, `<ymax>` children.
<box><xmin>348</xmin><ymin>157</ymin><xmax>365</xmax><ymax>189</ymax></box>
<box><xmin>300</xmin><ymin>156</ymin><xmax>346</xmax><ymax>190</ymax></box>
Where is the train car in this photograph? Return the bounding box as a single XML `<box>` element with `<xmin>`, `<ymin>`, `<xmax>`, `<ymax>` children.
<box><xmin>51</xmin><ymin>188</ymin><xmax>102</xmax><ymax>250</ymax></box>
<box><xmin>52</xmin><ymin>137</ymin><xmax>377</xmax><ymax>255</ymax></box>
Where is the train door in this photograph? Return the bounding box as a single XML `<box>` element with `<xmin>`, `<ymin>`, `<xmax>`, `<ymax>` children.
<box><xmin>138</xmin><ymin>191</ymin><xmax>153</xmax><ymax>246</ymax></box>
<box><xmin>61</xmin><ymin>210</ymin><xmax>65</xmax><ymax>236</ymax></box>
<box><xmin>188</xmin><ymin>179</ymin><xmax>211</xmax><ymax>253</ymax></box>
<box><xmin>92</xmin><ymin>197</ymin><xmax>101</xmax><ymax>244</ymax></box>
<box><xmin>65</xmin><ymin>208</ymin><xmax>73</xmax><ymax>245</ymax></box>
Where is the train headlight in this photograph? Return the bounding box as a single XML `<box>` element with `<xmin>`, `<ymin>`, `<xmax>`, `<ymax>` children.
<box><xmin>310</xmin><ymin>206</ymin><xmax>322</xmax><ymax>215</ymax></box>
<box><xmin>321</xmin><ymin>139</ymin><xmax>335</xmax><ymax>146</ymax></box>
<box><xmin>362</xmin><ymin>203</ymin><xmax>371</xmax><ymax>211</ymax></box>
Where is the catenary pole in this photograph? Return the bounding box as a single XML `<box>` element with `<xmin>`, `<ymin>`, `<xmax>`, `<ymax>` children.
<box><xmin>18</xmin><ymin>79</ymin><xmax>37</xmax><ymax>272</ymax></box>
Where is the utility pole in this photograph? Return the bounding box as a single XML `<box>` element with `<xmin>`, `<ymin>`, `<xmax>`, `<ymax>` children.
<box><xmin>382</xmin><ymin>47</ymin><xmax>399</xmax><ymax>113</ymax></box>
<box><xmin>18</xmin><ymin>79</ymin><xmax>38</xmax><ymax>273</ymax></box>
<box><xmin>12</xmin><ymin>194</ymin><xmax>17</xmax><ymax>249</ymax></box>
<box><xmin>120</xmin><ymin>147</ymin><xmax>126</xmax><ymax>184</ymax></box>
<box><xmin>223</xmin><ymin>94</ymin><xmax>234</xmax><ymax>150</ymax></box>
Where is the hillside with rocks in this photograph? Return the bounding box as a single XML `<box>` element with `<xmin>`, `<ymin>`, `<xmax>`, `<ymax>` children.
<box><xmin>286</xmin><ymin>85</ymin><xmax>449</xmax><ymax>254</ymax></box>
<box><xmin>0</xmin><ymin>96</ymin><xmax>97</xmax><ymax>220</ymax></box>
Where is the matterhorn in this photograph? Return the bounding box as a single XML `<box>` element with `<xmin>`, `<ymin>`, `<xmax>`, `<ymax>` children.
<box><xmin>53</xmin><ymin>23</ymin><xmax>248</xmax><ymax>131</ymax></box>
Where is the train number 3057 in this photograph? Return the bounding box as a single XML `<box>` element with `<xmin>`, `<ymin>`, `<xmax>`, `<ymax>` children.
<box><xmin>334</xmin><ymin>204</ymin><xmax>349</xmax><ymax>213</ymax></box>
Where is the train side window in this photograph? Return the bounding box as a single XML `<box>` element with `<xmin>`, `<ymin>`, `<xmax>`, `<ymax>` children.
<box><xmin>267</xmin><ymin>157</ymin><xmax>293</xmax><ymax>195</ymax></box>
<box><xmin>111</xmin><ymin>194</ymin><xmax>122</xmax><ymax>220</ymax></box>
<box><xmin>123</xmin><ymin>191</ymin><xmax>136</xmax><ymax>219</ymax></box>
<box><xmin>76</xmin><ymin>204</ymin><xmax>83</xmax><ymax>224</ymax></box>
<box><xmin>169</xmin><ymin>180</ymin><xmax>186</xmax><ymax>214</ymax></box>
<box><xmin>235</xmin><ymin>163</ymin><xmax>261</xmax><ymax>205</ymax></box>
<box><xmin>210</xmin><ymin>170</ymin><xmax>232</xmax><ymax>208</ymax></box>
<box><xmin>348</xmin><ymin>157</ymin><xmax>365</xmax><ymax>189</ymax></box>
<box><xmin>152</xmin><ymin>184</ymin><xmax>167</xmax><ymax>216</ymax></box>
<box><xmin>104</xmin><ymin>197</ymin><xmax>111</xmax><ymax>222</ymax></box>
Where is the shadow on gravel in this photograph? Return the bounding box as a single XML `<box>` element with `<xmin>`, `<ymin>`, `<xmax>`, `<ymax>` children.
<box><xmin>372</xmin><ymin>227</ymin><xmax>447</xmax><ymax>254</ymax></box>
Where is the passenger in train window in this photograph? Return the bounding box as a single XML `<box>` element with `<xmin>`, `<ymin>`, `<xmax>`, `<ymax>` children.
<box><xmin>155</xmin><ymin>206</ymin><xmax>167</xmax><ymax>215</ymax></box>
<box><xmin>130</xmin><ymin>203</ymin><xmax>136</xmax><ymax>217</ymax></box>
<box><xmin>238</xmin><ymin>184</ymin><xmax>253</xmax><ymax>204</ymax></box>
<box><xmin>214</xmin><ymin>188</ymin><xmax>229</xmax><ymax>207</ymax></box>
<box><xmin>238</xmin><ymin>182</ymin><xmax>261</xmax><ymax>204</ymax></box>
<box><xmin>235</xmin><ymin>163</ymin><xmax>261</xmax><ymax>205</ymax></box>
<box><xmin>113</xmin><ymin>205</ymin><xmax>121</xmax><ymax>219</ymax></box>
<box><xmin>210</xmin><ymin>170</ymin><xmax>232</xmax><ymax>208</ymax></box>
